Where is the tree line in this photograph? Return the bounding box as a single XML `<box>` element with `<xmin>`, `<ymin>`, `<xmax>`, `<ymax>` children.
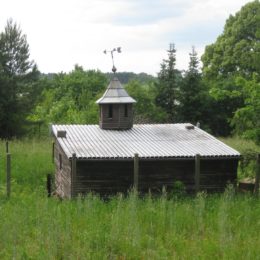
<box><xmin>0</xmin><ymin>0</ymin><xmax>259</xmax><ymax>144</ymax></box>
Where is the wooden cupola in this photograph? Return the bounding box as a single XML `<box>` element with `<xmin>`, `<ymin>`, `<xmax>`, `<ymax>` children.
<box><xmin>96</xmin><ymin>77</ymin><xmax>136</xmax><ymax>130</ymax></box>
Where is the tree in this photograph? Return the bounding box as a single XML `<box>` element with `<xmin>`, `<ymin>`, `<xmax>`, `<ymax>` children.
<box><xmin>202</xmin><ymin>0</ymin><xmax>260</xmax><ymax>80</ymax></box>
<box><xmin>106</xmin><ymin>72</ymin><xmax>155</xmax><ymax>84</ymax></box>
<box><xmin>155</xmin><ymin>44</ymin><xmax>181</xmax><ymax>122</ymax></box>
<box><xmin>178</xmin><ymin>47</ymin><xmax>205</xmax><ymax>124</ymax></box>
<box><xmin>30</xmin><ymin>66</ymin><xmax>108</xmax><ymax>125</ymax></box>
<box><xmin>201</xmin><ymin>1</ymin><xmax>260</xmax><ymax>136</ymax></box>
<box><xmin>231</xmin><ymin>75</ymin><xmax>260</xmax><ymax>144</ymax></box>
<box><xmin>125</xmin><ymin>80</ymin><xmax>167</xmax><ymax>123</ymax></box>
<box><xmin>0</xmin><ymin>19</ymin><xmax>39</xmax><ymax>138</ymax></box>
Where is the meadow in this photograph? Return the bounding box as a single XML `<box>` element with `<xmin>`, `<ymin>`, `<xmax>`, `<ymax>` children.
<box><xmin>0</xmin><ymin>138</ymin><xmax>259</xmax><ymax>259</ymax></box>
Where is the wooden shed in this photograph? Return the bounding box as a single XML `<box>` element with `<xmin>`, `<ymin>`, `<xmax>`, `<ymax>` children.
<box><xmin>52</xmin><ymin>77</ymin><xmax>240</xmax><ymax>198</ymax></box>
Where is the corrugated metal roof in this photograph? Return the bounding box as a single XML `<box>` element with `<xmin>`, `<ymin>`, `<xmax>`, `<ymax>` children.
<box><xmin>96</xmin><ymin>77</ymin><xmax>136</xmax><ymax>104</ymax></box>
<box><xmin>52</xmin><ymin>124</ymin><xmax>240</xmax><ymax>160</ymax></box>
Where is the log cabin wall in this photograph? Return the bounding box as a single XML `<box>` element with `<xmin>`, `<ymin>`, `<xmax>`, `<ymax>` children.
<box><xmin>99</xmin><ymin>104</ymin><xmax>133</xmax><ymax>130</ymax></box>
<box><xmin>199</xmin><ymin>159</ymin><xmax>238</xmax><ymax>191</ymax></box>
<box><xmin>72</xmin><ymin>158</ymin><xmax>239</xmax><ymax>196</ymax></box>
<box><xmin>75</xmin><ymin>160</ymin><xmax>134</xmax><ymax>196</ymax></box>
<box><xmin>138</xmin><ymin>159</ymin><xmax>238</xmax><ymax>193</ymax></box>
<box><xmin>54</xmin><ymin>140</ymin><xmax>72</xmax><ymax>198</ymax></box>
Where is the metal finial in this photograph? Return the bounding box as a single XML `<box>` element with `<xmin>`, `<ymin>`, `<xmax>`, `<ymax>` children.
<box><xmin>103</xmin><ymin>47</ymin><xmax>122</xmax><ymax>73</ymax></box>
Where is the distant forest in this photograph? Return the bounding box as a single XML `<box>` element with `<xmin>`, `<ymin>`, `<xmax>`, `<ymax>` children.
<box><xmin>41</xmin><ymin>72</ymin><xmax>155</xmax><ymax>85</ymax></box>
<box><xmin>105</xmin><ymin>72</ymin><xmax>155</xmax><ymax>84</ymax></box>
<box><xmin>0</xmin><ymin>1</ymin><xmax>259</xmax><ymax>144</ymax></box>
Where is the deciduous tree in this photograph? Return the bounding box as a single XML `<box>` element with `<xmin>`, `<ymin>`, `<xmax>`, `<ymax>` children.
<box><xmin>30</xmin><ymin>66</ymin><xmax>107</xmax><ymax>125</ymax></box>
<box><xmin>231</xmin><ymin>75</ymin><xmax>260</xmax><ymax>144</ymax></box>
<box><xmin>202</xmin><ymin>0</ymin><xmax>260</xmax><ymax>79</ymax></box>
<box><xmin>201</xmin><ymin>1</ymin><xmax>260</xmax><ymax>136</ymax></box>
<box><xmin>126</xmin><ymin>80</ymin><xmax>167</xmax><ymax>123</ymax></box>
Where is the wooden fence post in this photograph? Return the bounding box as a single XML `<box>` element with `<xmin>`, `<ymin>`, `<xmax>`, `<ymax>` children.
<box><xmin>195</xmin><ymin>154</ymin><xmax>200</xmax><ymax>193</ymax></box>
<box><xmin>6</xmin><ymin>153</ymin><xmax>11</xmax><ymax>197</ymax></box>
<box><xmin>6</xmin><ymin>141</ymin><xmax>9</xmax><ymax>153</ymax></box>
<box><xmin>71</xmin><ymin>153</ymin><xmax>77</xmax><ymax>198</ymax></box>
<box><xmin>134</xmin><ymin>153</ymin><xmax>139</xmax><ymax>191</ymax></box>
<box><xmin>255</xmin><ymin>154</ymin><xmax>260</xmax><ymax>195</ymax></box>
<box><xmin>47</xmin><ymin>174</ymin><xmax>52</xmax><ymax>197</ymax></box>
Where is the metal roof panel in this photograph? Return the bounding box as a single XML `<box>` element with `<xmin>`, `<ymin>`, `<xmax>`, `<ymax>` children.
<box><xmin>52</xmin><ymin>124</ymin><xmax>240</xmax><ymax>159</ymax></box>
<box><xmin>96</xmin><ymin>77</ymin><xmax>136</xmax><ymax>104</ymax></box>
<box><xmin>96</xmin><ymin>96</ymin><xmax>136</xmax><ymax>104</ymax></box>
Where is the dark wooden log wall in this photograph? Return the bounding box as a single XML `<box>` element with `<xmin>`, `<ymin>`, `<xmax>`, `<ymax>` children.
<box><xmin>99</xmin><ymin>104</ymin><xmax>133</xmax><ymax>130</ymax></box>
<box><xmin>139</xmin><ymin>159</ymin><xmax>238</xmax><ymax>193</ymax></box>
<box><xmin>73</xmin><ymin>158</ymin><xmax>238</xmax><ymax>196</ymax></box>
<box><xmin>199</xmin><ymin>159</ymin><xmax>238</xmax><ymax>191</ymax></box>
<box><xmin>54</xmin><ymin>141</ymin><xmax>72</xmax><ymax>198</ymax></box>
<box><xmin>75</xmin><ymin>161</ymin><xmax>133</xmax><ymax>196</ymax></box>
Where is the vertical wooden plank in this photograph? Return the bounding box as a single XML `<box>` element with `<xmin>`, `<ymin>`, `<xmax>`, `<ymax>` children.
<box><xmin>195</xmin><ymin>154</ymin><xmax>200</xmax><ymax>193</ymax></box>
<box><xmin>134</xmin><ymin>153</ymin><xmax>139</xmax><ymax>190</ymax></box>
<box><xmin>6</xmin><ymin>141</ymin><xmax>9</xmax><ymax>153</ymax></box>
<box><xmin>47</xmin><ymin>174</ymin><xmax>52</xmax><ymax>197</ymax></box>
<box><xmin>6</xmin><ymin>153</ymin><xmax>11</xmax><ymax>197</ymax></box>
<box><xmin>255</xmin><ymin>154</ymin><xmax>260</xmax><ymax>195</ymax></box>
<box><xmin>71</xmin><ymin>153</ymin><xmax>77</xmax><ymax>198</ymax></box>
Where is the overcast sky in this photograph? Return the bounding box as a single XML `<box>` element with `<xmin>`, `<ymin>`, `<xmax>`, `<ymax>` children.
<box><xmin>0</xmin><ymin>0</ymin><xmax>253</xmax><ymax>75</ymax></box>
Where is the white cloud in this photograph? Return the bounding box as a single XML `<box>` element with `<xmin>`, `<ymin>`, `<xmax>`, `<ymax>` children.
<box><xmin>0</xmin><ymin>0</ymin><xmax>253</xmax><ymax>75</ymax></box>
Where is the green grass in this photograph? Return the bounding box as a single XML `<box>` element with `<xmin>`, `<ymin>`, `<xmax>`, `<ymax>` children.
<box><xmin>0</xmin><ymin>138</ymin><xmax>53</xmax><ymax>191</ymax></box>
<box><xmin>0</xmin><ymin>138</ymin><xmax>259</xmax><ymax>259</ymax></box>
<box><xmin>219</xmin><ymin>136</ymin><xmax>260</xmax><ymax>154</ymax></box>
<box><xmin>0</xmin><ymin>190</ymin><xmax>260</xmax><ymax>259</ymax></box>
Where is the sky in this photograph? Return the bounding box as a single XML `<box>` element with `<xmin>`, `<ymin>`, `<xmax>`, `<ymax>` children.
<box><xmin>0</xmin><ymin>0</ymin><xmax>253</xmax><ymax>75</ymax></box>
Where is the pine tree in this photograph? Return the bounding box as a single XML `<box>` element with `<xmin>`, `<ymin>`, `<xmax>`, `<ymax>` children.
<box><xmin>0</xmin><ymin>19</ymin><xmax>39</xmax><ymax>138</ymax></box>
<box><xmin>178</xmin><ymin>46</ymin><xmax>204</xmax><ymax>124</ymax></box>
<box><xmin>156</xmin><ymin>43</ymin><xmax>180</xmax><ymax>122</ymax></box>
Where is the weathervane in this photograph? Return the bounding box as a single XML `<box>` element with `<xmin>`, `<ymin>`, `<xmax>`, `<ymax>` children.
<box><xmin>103</xmin><ymin>47</ymin><xmax>122</xmax><ymax>73</ymax></box>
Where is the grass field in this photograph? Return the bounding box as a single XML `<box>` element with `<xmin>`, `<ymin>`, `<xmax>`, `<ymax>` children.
<box><xmin>0</xmin><ymin>138</ymin><xmax>259</xmax><ymax>259</ymax></box>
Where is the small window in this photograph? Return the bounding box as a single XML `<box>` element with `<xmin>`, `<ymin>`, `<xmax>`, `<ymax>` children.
<box><xmin>124</xmin><ymin>104</ymin><xmax>128</xmax><ymax>117</ymax></box>
<box><xmin>59</xmin><ymin>154</ymin><xmax>62</xmax><ymax>170</ymax></box>
<box><xmin>108</xmin><ymin>104</ymin><xmax>113</xmax><ymax>118</ymax></box>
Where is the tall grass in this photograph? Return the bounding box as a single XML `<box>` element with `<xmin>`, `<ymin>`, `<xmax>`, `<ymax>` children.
<box><xmin>0</xmin><ymin>138</ymin><xmax>53</xmax><ymax>192</ymax></box>
<box><xmin>0</xmin><ymin>191</ymin><xmax>260</xmax><ymax>258</ymax></box>
<box><xmin>0</xmin><ymin>138</ymin><xmax>259</xmax><ymax>259</ymax></box>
